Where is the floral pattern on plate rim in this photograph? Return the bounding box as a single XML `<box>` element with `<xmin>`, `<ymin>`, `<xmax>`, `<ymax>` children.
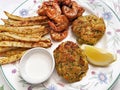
<box><xmin>0</xmin><ymin>0</ymin><xmax>120</xmax><ymax>90</ymax></box>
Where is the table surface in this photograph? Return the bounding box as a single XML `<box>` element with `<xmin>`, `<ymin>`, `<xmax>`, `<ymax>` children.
<box><xmin>0</xmin><ymin>0</ymin><xmax>120</xmax><ymax>90</ymax></box>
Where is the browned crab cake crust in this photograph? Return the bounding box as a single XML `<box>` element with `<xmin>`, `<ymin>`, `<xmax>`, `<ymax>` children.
<box><xmin>72</xmin><ymin>15</ymin><xmax>106</xmax><ymax>45</ymax></box>
<box><xmin>54</xmin><ymin>41</ymin><xmax>88</xmax><ymax>83</ymax></box>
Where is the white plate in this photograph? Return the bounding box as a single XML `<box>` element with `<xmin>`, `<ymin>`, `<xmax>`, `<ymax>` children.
<box><xmin>0</xmin><ymin>0</ymin><xmax>120</xmax><ymax>90</ymax></box>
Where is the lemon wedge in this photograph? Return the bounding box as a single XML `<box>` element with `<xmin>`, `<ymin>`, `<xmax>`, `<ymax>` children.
<box><xmin>84</xmin><ymin>45</ymin><xmax>116</xmax><ymax>66</ymax></box>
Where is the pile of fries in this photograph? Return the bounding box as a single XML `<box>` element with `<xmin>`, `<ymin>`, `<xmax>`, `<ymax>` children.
<box><xmin>0</xmin><ymin>11</ymin><xmax>52</xmax><ymax>65</ymax></box>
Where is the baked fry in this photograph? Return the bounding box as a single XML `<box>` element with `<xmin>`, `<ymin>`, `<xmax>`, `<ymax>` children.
<box><xmin>0</xmin><ymin>33</ymin><xmax>15</xmax><ymax>41</ymax></box>
<box><xmin>2</xmin><ymin>27</ymin><xmax>49</xmax><ymax>37</ymax></box>
<box><xmin>0</xmin><ymin>51</ymin><xmax>25</xmax><ymax>65</ymax></box>
<box><xmin>2</xmin><ymin>32</ymin><xmax>42</xmax><ymax>42</ymax></box>
<box><xmin>0</xmin><ymin>10</ymin><xmax>53</xmax><ymax>65</ymax></box>
<box><xmin>0</xmin><ymin>32</ymin><xmax>39</xmax><ymax>41</ymax></box>
<box><xmin>0</xmin><ymin>47</ymin><xmax>16</xmax><ymax>53</ymax></box>
<box><xmin>33</xmin><ymin>41</ymin><xmax>52</xmax><ymax>48</ymax></box>
<box><xmin>0</xmin><ymin>48</ymin><xmax>28</xmax><ymax>57</ymax></box>
<box><xmin>0</xmin><ymin>41</ymin><xmax>35</xmax><ymax>48</ymax></box>
<box><xmin>39</xmin><ymin>28</ymin><xmax>50</xmax><ymax>36</ymax></box>
<box><xmin>4</xmin><ymin>11</ymin><xmax>47</xmax><ymax>21</ymax></box>
<box><xmin>0</xmin><ymin>30</ymin><xmax>49</xmax><ymax>42</ymax></box>
<box><xmin>2</xmin><ymin>19</ymin><xmax>49</xmax><ymax>27</ymax></box>
<box><xmin>0</xmin><ymin>40</ymin><xmax>52</xmax><ymax>48</ymax></box>
<box><xmin>0</xmin><ymin>25</ymin><xmax>45</xmax><ymax>34</ymax></box>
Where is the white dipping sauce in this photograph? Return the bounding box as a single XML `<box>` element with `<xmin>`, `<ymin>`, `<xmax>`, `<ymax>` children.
<box><xmin>19</xmin><ymin>48</ymin><xmax>54</xmax><ymax>84</ymax></box>
<box><xmin>25</xmin><ymin>52</ymin><xmax>51</xmax><ymax>80</ymax></box>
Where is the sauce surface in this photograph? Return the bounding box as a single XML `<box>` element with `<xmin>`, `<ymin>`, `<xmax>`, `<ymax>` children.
<box><xmin>25</xmin><ymin>52</ymin><xmax>52</xmax><ymax>80</ymax></box>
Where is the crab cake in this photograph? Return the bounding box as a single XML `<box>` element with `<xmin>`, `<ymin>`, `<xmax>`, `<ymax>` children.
<box><xmin>54</xmin><ymin>41</ymin><xmax>88</xmax><ymax>83</ymax></box>
<box><xmin>72</xmin><ymin>15</ymin><xmax>106</xmax><ymax>45</ymax></box>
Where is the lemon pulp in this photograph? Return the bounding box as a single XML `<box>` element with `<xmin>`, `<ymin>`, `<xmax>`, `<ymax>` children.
<box><xmin>84</xmin><ymin>45</ymin><xmax>116</xmax><ymax>66</ymax></box>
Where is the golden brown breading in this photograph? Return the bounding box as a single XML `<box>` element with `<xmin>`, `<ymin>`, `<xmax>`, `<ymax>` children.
<box><xmin>72</xmin><ymin>15</ymin><xmax>106</xmax><ymax>45</ymax></box>
<box><xmin>54</xmin><ymin>41</ymin><xmax>88</xmax><ymax>83</ymax></box>
<box><xmin>0</xmin><ymin>51</ymin><xmax>25</xmax><ymax>65</ymax></box>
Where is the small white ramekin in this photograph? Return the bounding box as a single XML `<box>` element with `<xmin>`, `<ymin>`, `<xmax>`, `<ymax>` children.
<box><xmin>19</xmin><ymin>47</ymin><xmax>55</xmax><ymax>84</ymax></box>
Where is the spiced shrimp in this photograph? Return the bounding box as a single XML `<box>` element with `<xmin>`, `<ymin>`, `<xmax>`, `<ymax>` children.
<box><xmin>37</xmin><ymin>1</ymin><xmax>61</xmax><ymax>16</ymax></box>
<box><xmin>50</xmin><ymin>28</ymin><xmax>68</xmax><ymax>41</ymax></box>
<box><xmin>62</xmin><ymin>1</ymin><xmax>84</xmax><ymax>20</ymax></box>
<box><xmin>45</xmin><ymin>1</ymin><xmax>69</xmax><ymax>32</ymax></box>
<box><xmin>54</xmin><ymin>0</ymin><xmax>71</xmax><ymax>5</ymax></box>
<box><xmin>48</xmin><ymin>15</ymin><xmax>69</xmax><ymax>32</ymax></box>
<box><xmin>37</xmin><ymin>3</ymin><xmax>47</xmax><ymax>16</ymax></box>
<box><xmin>45</xmin><ymin>1</ymin><xmax>61</xmax><ymax>19</ymax></box>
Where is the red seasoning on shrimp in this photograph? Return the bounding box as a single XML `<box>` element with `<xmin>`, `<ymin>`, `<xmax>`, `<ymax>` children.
<box><xmin>37</xmin><ymin>0</ymin><xmax>85</xmax><ymax>41</ymax></box>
